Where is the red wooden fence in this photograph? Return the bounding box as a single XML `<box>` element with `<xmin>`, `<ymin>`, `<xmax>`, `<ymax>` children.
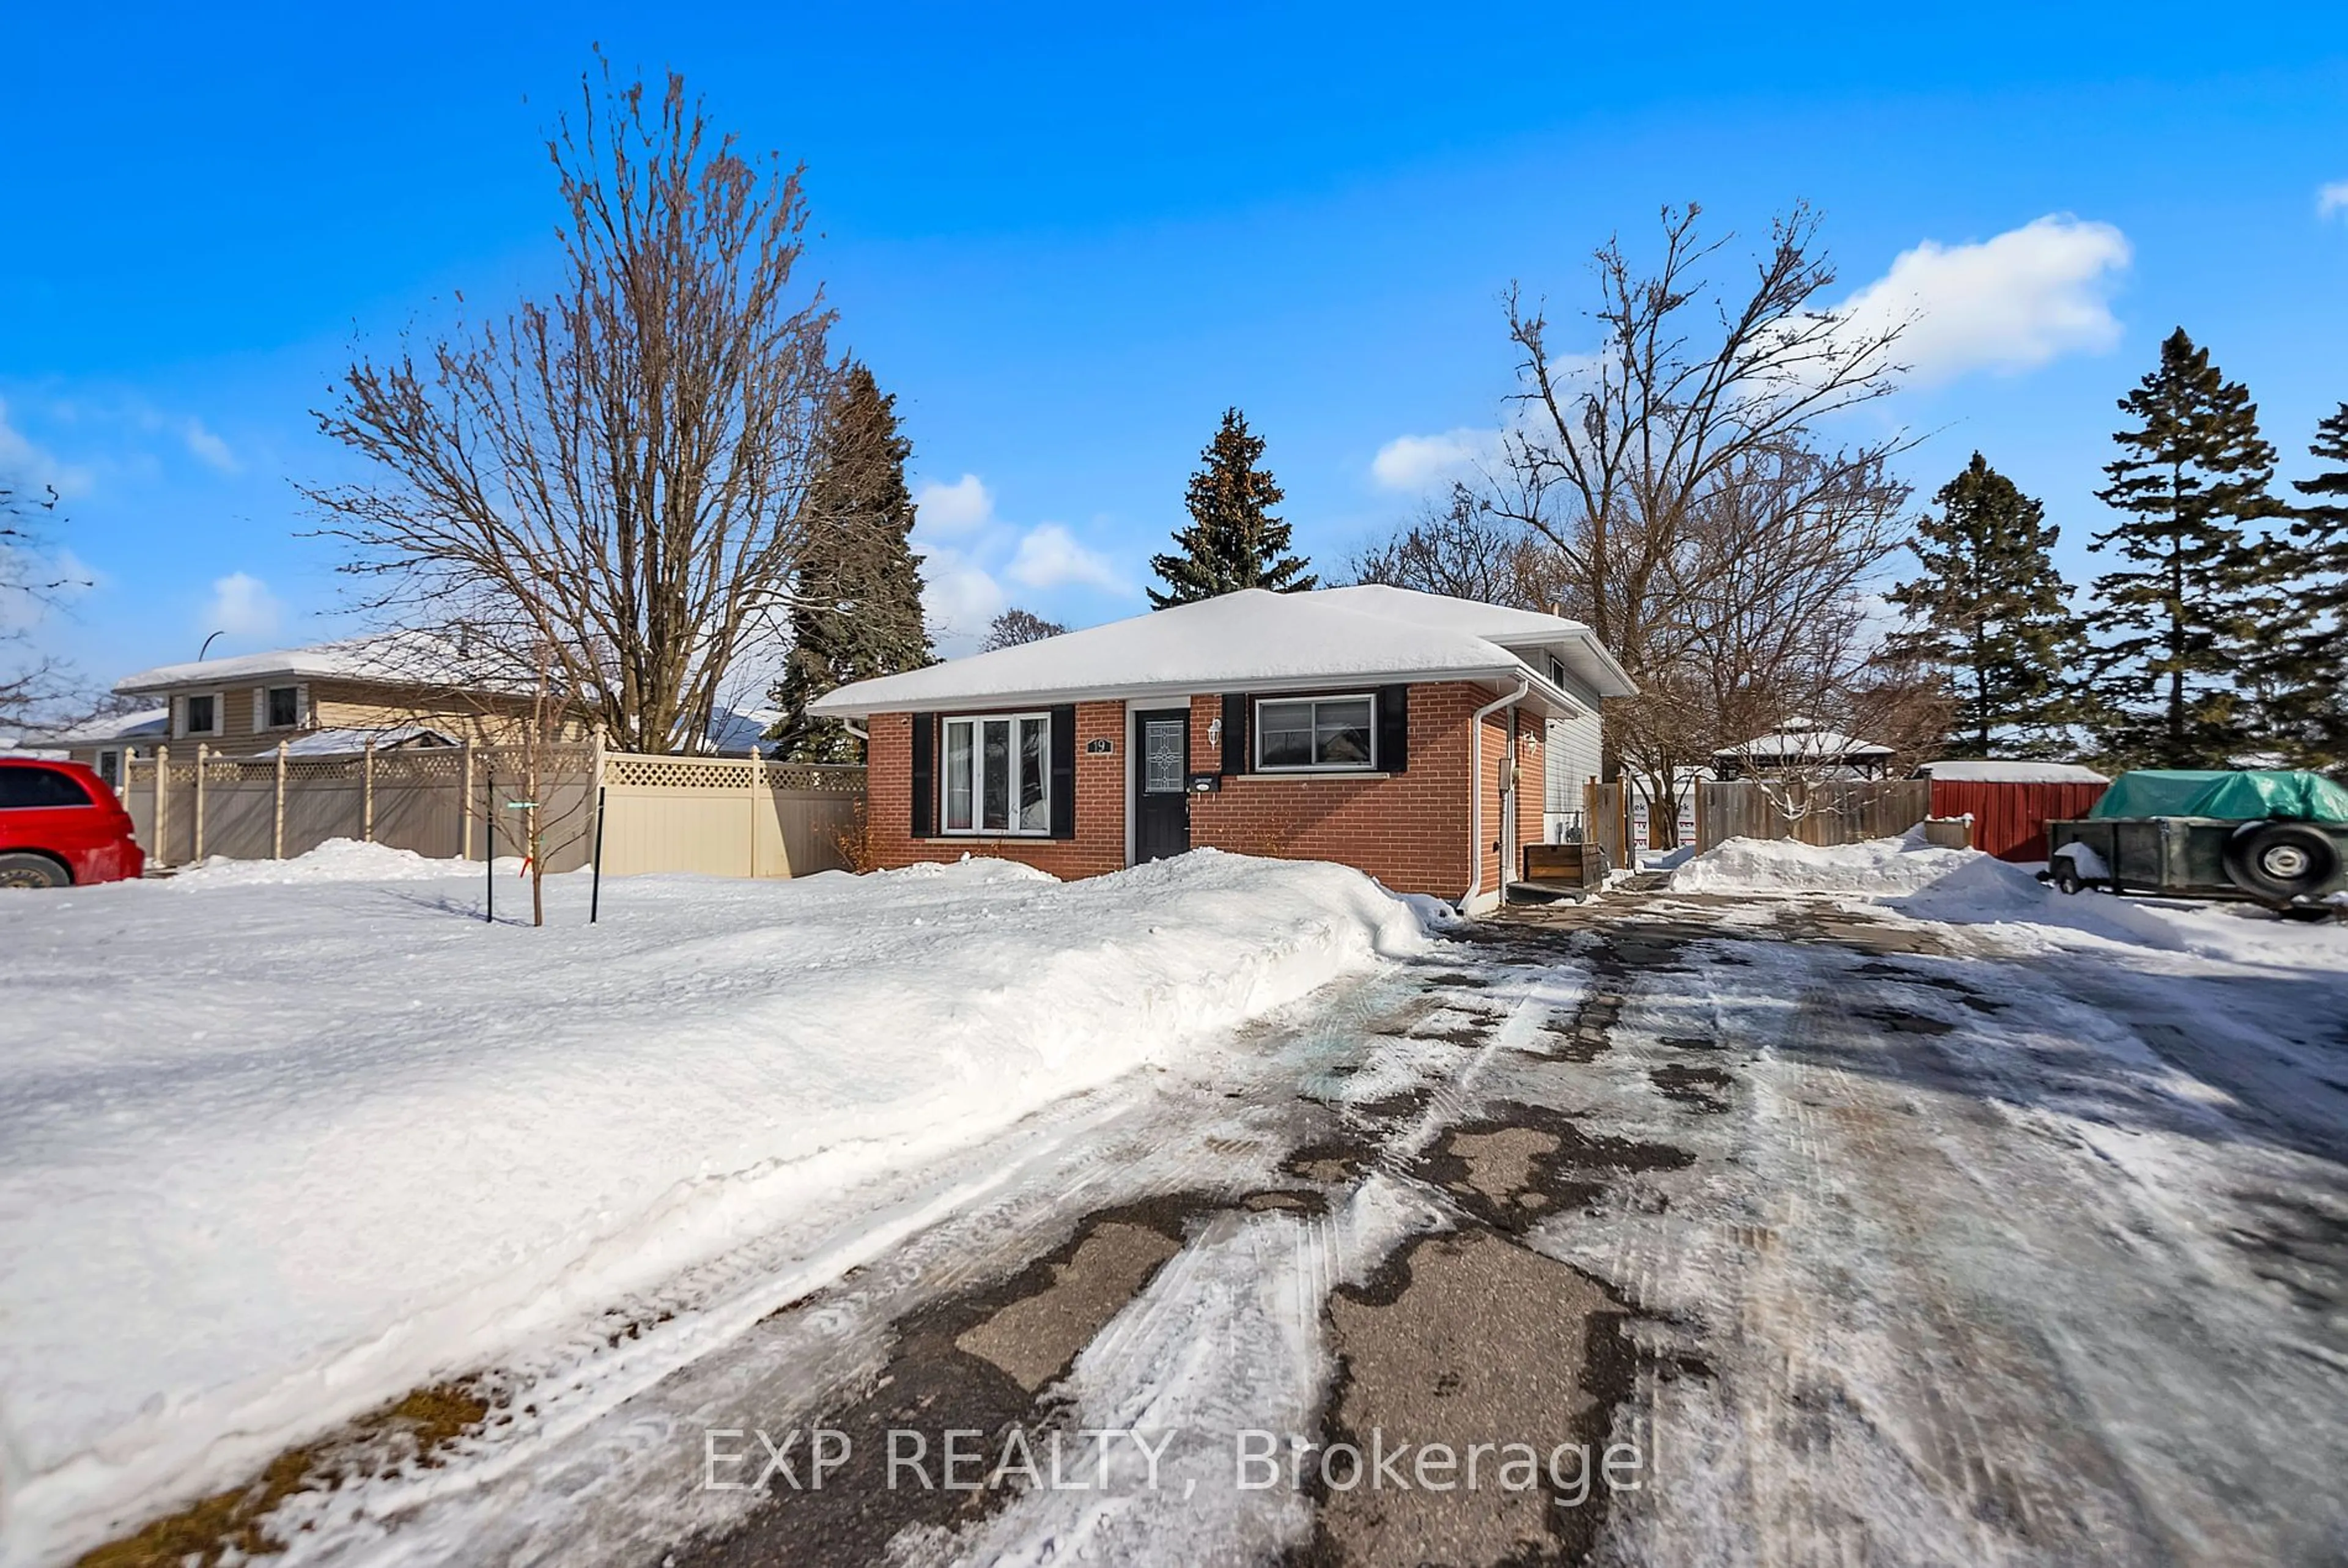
<box><xmin>1928</xmin><ymin>779</ymin><xmax>2108</xmax><ymax>862</ymax></box>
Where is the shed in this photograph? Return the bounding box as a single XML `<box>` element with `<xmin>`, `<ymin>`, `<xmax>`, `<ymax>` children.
<box><xmin>1913</xmin><ymin>759</ymin><xmax>2109</xmax><ymax>863</ymax></box>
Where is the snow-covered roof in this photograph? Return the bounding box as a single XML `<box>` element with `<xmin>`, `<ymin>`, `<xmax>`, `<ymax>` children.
<box><xmin>1914</xmin><ymin>759</ymin><xmax>2108</xmax><ymax>784</ymax></box>
<box><xmin>810</xmin><ymin>587</ymin><xmax>1635</xmax><ymax>719</ymax></box>
<box><xmin>279</xmin><ymin>725</ymin><xmax>458</xmax><ymax>757</ymax></box>
<box><xmin>703</xmin><ymin>704</ymin><xmax>780</xmax><ymax>756</ymax></box>
<box><xmin>24</xmin><ymin>707</ymin><xmax>171</xmax><ymax>746</ymax></box>
<box><xmin>1307</xmin><ymin>585</ymin><xmax>1638</xmax><ymax>697</ymax></box>
<box><xmin>114</xmin><ymin>633</ymin><xmax>512</xmax><ymax>696</ymax></box>
<box><xmin>1715</xmin><ymin>716</ymin><xmax>1894</xmax><ymax>760</ymax></box>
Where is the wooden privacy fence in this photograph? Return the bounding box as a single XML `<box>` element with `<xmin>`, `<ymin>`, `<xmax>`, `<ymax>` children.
<box><xmin>120</xmin><ymin>741</ymin><xmax>864</xmax><ymax>880</ymax></box>
<box><xmin>1582</xmin><ymin>781</ymin><xmax>1630</xmax><ymax>871</ymax></box>
<box><xmin>1694</xmin><ymin>778</ymin><xmax>1932</xmax><ymax>853</ymax></box>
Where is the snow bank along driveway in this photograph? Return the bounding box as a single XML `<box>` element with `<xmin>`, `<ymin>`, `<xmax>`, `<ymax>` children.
<box><xmin>0</xmin><ymin>848</ymin><xmax>1429</xmax><ymax>1566</ymax></box>
<box><xmin>1673</xmin><ymin>825</ymin><xmax>2348</xmax><ymax>968</ymax></box>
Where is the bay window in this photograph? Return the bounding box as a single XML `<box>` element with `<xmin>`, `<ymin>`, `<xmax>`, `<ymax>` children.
<box><xmin>940</xmin><ymin>712</ymin><xmax>1052</xmax><ymax>834</ymax></box>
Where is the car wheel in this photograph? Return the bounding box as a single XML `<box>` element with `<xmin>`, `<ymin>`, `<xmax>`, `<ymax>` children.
<box><xmin>2224</xmin><ymin>822</ymin><xmax>2341</xmax><ymax>903</ymax></box>
<box><xmin>0</xmin><ymin>852</ymin><xmax>70</xmax><ymax>889</ymax></box>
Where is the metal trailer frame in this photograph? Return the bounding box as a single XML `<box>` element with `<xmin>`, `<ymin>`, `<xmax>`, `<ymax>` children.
<box><xmin>2045</xmin><ymin>815</ymin><xmax>2348</xmax><ymax>911</ymax></box>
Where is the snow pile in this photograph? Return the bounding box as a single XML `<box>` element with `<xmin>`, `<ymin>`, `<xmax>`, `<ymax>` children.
<box><xmin>1891</xmin><ymin>850</ymin><xmax>2061</xmax><ymax>920</ymax></box>
<box><xmin>0</xmin><ymin>850</ymin><xmax>1429</xmax><ymax>1566</ymax></box>
<box><xmin>1670</xmin><ymin>831</ymin><xmax>2346</xmax><ymax>966</ymax></box>
<box><xmin>1897</xmin><ymin>860</ymin><xmax>2348</xmax><ymax>966</ymax></box>
<box><xmin>166</xmin><ymin>837</ymin><xmax>469</xmax><ymax>886</ymax></box>
<box><xmin>1669</xmin><ymin>826</ymin><xmax>1979</xmax><ymax>897</ymax></box>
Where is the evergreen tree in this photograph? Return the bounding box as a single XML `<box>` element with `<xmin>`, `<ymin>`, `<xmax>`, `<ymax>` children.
<box><xmin>2267</xmin><ymin>403</ymin><xmax>2348</xmax><ymax>764</ymax></box>
<box><xmin>1883</xmin><ymin>452</ymin><xmax>2084</xmax><ymax>756</ymax></box>
<box><xmin>2085</xmin><ymin>328</ymin><xmax>2280</xmax><ymax>768</ymax></box>
<box><xmin>770</xmin><ymin>364</ymin><xmax>931</xmax><ymax>760</ymax></box>
<box><xmin>1148</xmin><ymin>408</ymin><xmax>1315</xmax><ymax>607</ymax></box>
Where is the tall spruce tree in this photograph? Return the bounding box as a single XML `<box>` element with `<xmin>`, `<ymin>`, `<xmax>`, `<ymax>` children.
<box><xmin>2267</xmin><ymin>403</ymin><xmax>2348</xmax><ymax>764</ymax></box>
<box><xmin>770</xmin><ymin>364</ymin><xmax>931</xmax><ymax>760</ymax></box>
<box><xmin>1148</xmin><ymin>408</ymin><xmax>1315</xmax><ymax>607</ymax></box>
<box><xmin>1883</xmin><ymin>452</ymin><xmax>2083</xmax><ymax>756</ymax></box>
<box><xmin>2086</xmin><ymin>328</ymin><xmax>2280</xmax><ymax>768</ymax></box>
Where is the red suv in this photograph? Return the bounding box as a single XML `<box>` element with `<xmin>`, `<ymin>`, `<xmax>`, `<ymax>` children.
<box><xmin>0</xmin><ymin>758</ymin><xmax>146</xmax><ymax>888</ymax></box>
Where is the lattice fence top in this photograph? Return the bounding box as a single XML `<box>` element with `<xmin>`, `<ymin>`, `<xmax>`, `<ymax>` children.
<box><xmin>764</xmin><ymin>763</ymin><xmax>866</xmax><ymax>795</ymax></box>
<box><xmin>599</xmin><ymin>751</ymin><xmax>864</xmax><ymax>795</ymax></box>
<box><xmin>128</xmin><ymin>747</ymin><xmax>860</xmax><ymax>796</ymax></box>
<box><xmin>604</xmin><ymin>754</ymin><xmax>756</xmax><ymax>789</ymax></box>
<box><xmin>374</xmin><ymin>753</ymin><xmax>463</xmax><ymax>784</ymax></box>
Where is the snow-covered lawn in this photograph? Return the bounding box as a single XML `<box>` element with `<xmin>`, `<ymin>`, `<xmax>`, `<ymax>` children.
<box><xmin>0</xmin><ymin>846</ymin><xmax>1430</xmax><ymax>1567</ymax></box>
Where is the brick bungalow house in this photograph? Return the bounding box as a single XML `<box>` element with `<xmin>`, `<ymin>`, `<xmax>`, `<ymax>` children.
<box><xmin>810</xmin><ymin>585</ymin><xmax>1636</xmax><ymax>913</ymax></box>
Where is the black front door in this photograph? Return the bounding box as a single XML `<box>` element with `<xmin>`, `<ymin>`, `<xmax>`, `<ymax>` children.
<box><xmin>1133</xmin><ymin>708</ymin><xmax>1191</xmax><ymax>863</ymax></box>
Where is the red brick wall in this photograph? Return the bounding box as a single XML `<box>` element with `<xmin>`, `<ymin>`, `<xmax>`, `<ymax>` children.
<box><xmin>862</xmin><ymin>682</ymin><xmax>1545</xmax><ymax>904</ymax></box>
<box><xmin>863</xmin><ymin>702</ymin><xmax>1127</xmax><ymax>878</ymax></box>
<box><xmin>1183</xmin><ymin>682</ymin><xmax>1535</xmax><ymax>902</ymax></box>
<box><xmin>1477</xmin><ymin>705</ymin><xmax>1543</xmax><ymax>897</ymax></box>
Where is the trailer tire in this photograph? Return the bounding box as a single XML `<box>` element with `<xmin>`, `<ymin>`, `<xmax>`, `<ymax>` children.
<box><xmin>2224</xmin><ymin>822</ymin><xmax>2339</xmax><ymax>902</ymax></box>
<box><xmin>2052</xmin><ymin>863</ymin><xmax>2085</xmax><ymax>896</ymax></box>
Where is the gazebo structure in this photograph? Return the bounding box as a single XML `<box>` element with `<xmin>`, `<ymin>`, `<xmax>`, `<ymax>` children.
<box><xmin>1712</xmin><ymin>716</ymin><xmax>1896</xmax><ymax>781</ymax></box>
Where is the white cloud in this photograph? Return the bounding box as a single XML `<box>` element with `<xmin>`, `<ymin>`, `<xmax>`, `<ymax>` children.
<box><xmin>182</xmin><ymin>419</ymin><xmax>238</xmax><ymax>474</ymax></box>
<box><xmin>0</xmin><ymin>399</ymin><xmax>95</xmax><ymax>498</ymax></box>
<box><xmin>912</xmin><ymin>542</ymin><xmax>1009</xmax><ymax>657</ymax></box>
<box><xmin>1370</xmin><ymin>427</ymin><xmax>1499</xmax><ymax>491</ymax></box>
<box><xmin>1836</xmin><ymin>215</ymin><xmax>2132</xmax><ymax>385</ymax></box>
<box><xmin>204</xmin><ymin>572</ymin><xmax>284</xmax><ymax>640</ymax></box>
<box><xmin>1008</xmin><ymin>523</ymin><xmax>1125</xmax><ymax>593</ymax></box>
<box><xmin>907</xmin><ymin>473</ymin><xmax>1138</xmax><ymax>651</ymax></box>
<box><xmin>2320</xmin><ymin>182</ymin><xmax>2348</xmax><ymax>221</ymax></box>
<box><xmin>914</xmin><ymin>474</ymin><xmax>994</xmax><ymax>536</ymax></box>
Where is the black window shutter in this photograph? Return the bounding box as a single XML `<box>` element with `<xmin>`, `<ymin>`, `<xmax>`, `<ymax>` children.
<box><xmin>1049</xmin><ymin>704</ymin><xmax>1076</xmax><ymax>839</ymax></box>
<box><xmin>1378</xmin><ymin>685</ymin><xmax>1409</xmax><ymax>772</ymax></box>
<box><xmin>909</xmin><ymin>712</ymin><xmax>936</xmax><ymax>838</ymax></box>
<box><xmin>1220</xmin><ymin>693</ymin><xmax>1250</xmax><ymax>775</ymax></box>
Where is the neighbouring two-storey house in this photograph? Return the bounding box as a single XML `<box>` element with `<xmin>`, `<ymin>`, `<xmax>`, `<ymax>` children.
<box><xmin>42</xmin><ymin>635</ymin><xmax>580</xmax><ymax>789</ymax></box>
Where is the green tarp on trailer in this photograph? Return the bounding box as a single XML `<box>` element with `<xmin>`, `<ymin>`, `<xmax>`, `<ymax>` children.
<box><xmin>2088</xmin><ymin>768</ymin><xmax>2348</xmax><ymax>823</ymax></box>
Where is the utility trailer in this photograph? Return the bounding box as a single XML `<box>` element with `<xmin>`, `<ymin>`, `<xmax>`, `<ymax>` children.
<box><xmin>2042</xmin><ymin>769</ymin><xmax>2348</xmax><ymax>916</ymax></box>
<box><xmin>2045</xmin><ymin>814</ymin><xmax>2348</xmax><ymax>911</ymax></box>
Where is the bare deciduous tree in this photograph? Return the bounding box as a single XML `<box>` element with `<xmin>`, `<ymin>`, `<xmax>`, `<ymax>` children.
<box><xmin>309</xmin><ymin>57</ymin><xmax>839</xmax><ymax>756</ymax></box>
<box><xmin>1</xmin><ymin>481</ymin><xmax>87</xmax><ymax>729</ymax></box>
<box><xmin>1649</xmin><ymin>448</ymin><xmax>1914</xmax><ymax>836</ymax></box>
<box><xmin>981</xmin><ymin>607</ymin><xmax>1068</xmax><ymax>650</ymax></box>
<box><xmin>1348</xmin><ymin>483</ymin><xmax>1554</xmax><ymax>608</ymax></box>
<box><xmin>1490</xmin><ymin>204</ymin><xmax>1916</xmax><ymax>837</ymax></box>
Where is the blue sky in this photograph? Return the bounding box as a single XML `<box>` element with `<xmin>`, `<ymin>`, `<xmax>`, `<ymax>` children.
<box><xmin>4</xmin><ymin>3</ymin><xmax>2344</xmax><ymax>683</ymax></box>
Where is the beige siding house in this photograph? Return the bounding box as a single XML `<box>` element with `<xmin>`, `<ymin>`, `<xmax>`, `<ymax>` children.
<box><xmin>82</xmin><ymin>636</ymin><xmax>582</xmax><ymax>770</ymax></box>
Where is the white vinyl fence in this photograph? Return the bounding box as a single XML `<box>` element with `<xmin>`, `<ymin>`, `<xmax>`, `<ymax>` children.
<box><xmin>122</xmin><ymin>742</ymin><xmax>864</xmax><ymax>880</ymax></box>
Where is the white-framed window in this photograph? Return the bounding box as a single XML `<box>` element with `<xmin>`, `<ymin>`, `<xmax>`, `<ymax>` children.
<box><xmin>1255</xmin><ymin>694</ymin><xmax>1375</xmax><ymax>771</ymax></box>
<box><xmin>265</xmin><ymin>685</ymin><xmax>303</xmax><ymax>729</ymax></box>
<box><xmin>95</xmin><ymin>748</ymin><xmax>122</xmax><ymax>789</ymax></box>
<box><xmin>181</xmin><ymin>692</ymin><xmax>221</xmax><ymax>737</ymax></box>
<box><xmin>940</xmin><ymin>712</ymin><xmax>1051</xmax><ymax>834</ymax></box>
